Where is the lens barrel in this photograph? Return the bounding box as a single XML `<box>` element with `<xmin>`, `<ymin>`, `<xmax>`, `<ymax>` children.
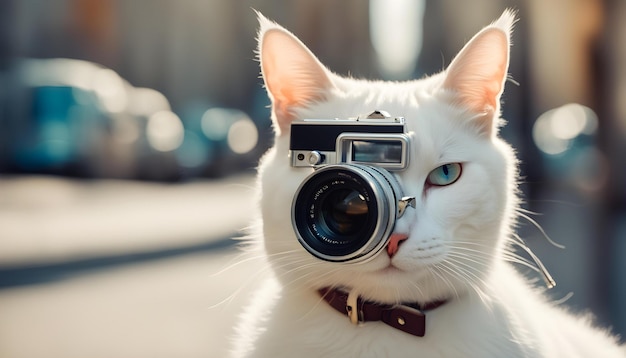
<box><xmin>292</xmin><ymin>164</ymin><xmax>403</xmax><ymax>263</ymax></box>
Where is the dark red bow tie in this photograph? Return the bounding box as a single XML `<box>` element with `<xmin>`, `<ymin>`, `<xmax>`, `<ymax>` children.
<box><xmin>318</xmin><ymin>287</ymin><xmax>447</xmax><ymax>337</ymax></box>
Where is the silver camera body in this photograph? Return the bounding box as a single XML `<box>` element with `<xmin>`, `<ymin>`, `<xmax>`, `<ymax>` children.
<box><xmin>289</xmin><ymin>111</ymin><xmax>414</xmax><ymax>264</ymax></box>
<box><xmin>289</xmin><ymin>113</ymin><xmax>409</xmax><ymax>170</ymax></box>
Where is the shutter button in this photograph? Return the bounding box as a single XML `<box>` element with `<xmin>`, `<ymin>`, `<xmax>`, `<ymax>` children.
<box><xmin>307</xmin><ymin>151</ymin><xmax>324</xmax><ymax>165</ymax></box>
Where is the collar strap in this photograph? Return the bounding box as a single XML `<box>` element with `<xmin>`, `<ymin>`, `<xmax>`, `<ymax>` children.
<box><xmin>318</xmin><ymin>287</ymin><xmax>447</xmax><ymax>337</ymax></box>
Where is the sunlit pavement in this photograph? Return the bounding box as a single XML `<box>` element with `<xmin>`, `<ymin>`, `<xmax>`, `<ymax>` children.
<box><xmin>0</xmin><ymin>174</ymin><xmax>263</xmax><ymax>358</ymax></box>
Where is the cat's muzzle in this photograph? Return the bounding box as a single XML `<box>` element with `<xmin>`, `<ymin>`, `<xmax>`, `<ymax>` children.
<box><xmin>292</xmin><ymin>164</ymin><xmax>415</xmax><ymax>263</ymax></box>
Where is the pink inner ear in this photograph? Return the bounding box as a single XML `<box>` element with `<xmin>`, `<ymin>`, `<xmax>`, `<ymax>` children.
<box><xmin>443</xmin><ymin>29</ymin><xmax>509</xmax><ymax>117</ymax></box>
<box><xmin>260</xmin><ymin>29</ymin><xmax>333</xmax><ymax>135</ymax></box>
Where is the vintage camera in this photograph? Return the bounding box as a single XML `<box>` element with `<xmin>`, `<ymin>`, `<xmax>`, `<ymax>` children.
<box><xmin>290</xmin><ymin>111</ymin><xmax>415</xmax><ymax>263</ymax></box>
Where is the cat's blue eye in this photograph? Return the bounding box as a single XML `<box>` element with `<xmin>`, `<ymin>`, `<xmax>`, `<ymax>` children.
<box><xmin>427</xmin><ymin>163</ymin><xmax>462</xmax><ymax>186</ymax></box>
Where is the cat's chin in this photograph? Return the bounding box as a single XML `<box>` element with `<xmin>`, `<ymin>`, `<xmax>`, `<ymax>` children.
<box><xmin>375</xmin><ymin>264</ymin><xmax>405</xmax><ymax>275</ymax></box>
<box><xmin>370</xmin><ymin>262</ymin><xmax>428</xmax><ymax>279</ymax></box>
<box><xmin>362</xmin><ymin>255</ymin><xmax>432</xmax><ymax>277</ymax></box>
<box><xmin>319</xmin><ymin>266</ymin><xmax>442</xmax><ymax>305</ymax></box>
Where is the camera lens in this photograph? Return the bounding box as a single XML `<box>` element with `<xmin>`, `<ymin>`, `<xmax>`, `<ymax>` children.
<box><xmin>321</xmin><ymin>188</ymin><xmax>368</xmax><ymax>236</ymax></box>
<box><xmin>292</xmin><ymin>164</ymin><xmax>403</xmax><ymax>263</ymax></box>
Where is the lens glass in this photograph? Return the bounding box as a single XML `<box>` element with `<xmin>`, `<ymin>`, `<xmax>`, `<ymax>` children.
<box><xmin>321</xmin><ymin>188</ymin><xmax>368</xmax><ymax>236</ymax></box>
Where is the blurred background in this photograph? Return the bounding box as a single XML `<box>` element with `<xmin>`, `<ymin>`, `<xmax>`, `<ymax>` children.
<box><xmin>0</xmin><ymin>0</ymin><xmax>624</xmax><ymax>357</ymax></box>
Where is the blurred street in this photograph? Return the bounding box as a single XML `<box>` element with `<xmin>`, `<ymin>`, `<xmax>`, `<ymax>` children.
<box><xmin>0</xmin><ymin>174</ymin><xmax>262</xmax><ymax>358</ymax></box>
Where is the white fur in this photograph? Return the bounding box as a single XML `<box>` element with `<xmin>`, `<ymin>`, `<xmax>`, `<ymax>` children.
<box><xmin>230</xmin><ymin>10</ymin><xmax>625</xmax><ymax>357</ymax></box>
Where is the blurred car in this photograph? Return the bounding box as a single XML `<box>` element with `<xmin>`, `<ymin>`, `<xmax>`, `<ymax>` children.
<box><xmin>0</xmin><ymin>58</ymin><xmax>187</xmax><ymax>180</ymax></box>
<box><xmin>0</xmin><ymin>58</ymin><xmax>266</xmax><ymax>180</ymax></box>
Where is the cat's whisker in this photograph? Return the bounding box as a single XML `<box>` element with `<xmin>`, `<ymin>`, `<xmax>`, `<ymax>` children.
<box><xmin>428</xmin><ymin>264</ymin><xmax>461</xmax><ymax>301</ymax></box>
<box><xmin>446</xmin><ymin>241</ymin><xmax>495</xmax><ymax>249</ymax></box>
<box><xmin>446</xmin><ymin>246</ymin><xmax>502</xmax><ymax>268</ymax></box>
<box><xmin>208</xmin><ymin>281</ymin><xmax>259</xmax><ymax>310</ymax></box>
<box><xmin>515</xmin><ymin>210</ymin><xmax>565</xmax><ymax>249</ymax></box>
<box><xmin>443</xmin><ymin>257</ymin><xmax>491</xmax><ymax>289</ymax></box>
<box><xmin>515</xmin><ymin>207</ymin><xmax>541</xmax><ymax>216</ymax></box>
<box><xmin>210</xmin><ymin>252</ymin><xmax>271</xmax><ymax>277</ymax></box>
<box><xmin>213</xmin><ymin>248</ymin><xmax>308</xmax><ymax>279</ymax></box>
<box><xmin>509</xmin><ymin>234</ymin><xmax>556</xmax><ymax>288</ymax></box>
<box><xmin>225</xmin><ymin>182</ymin><xmax>258</xmax><ymax>191</ymax></box>
<box><xmin>448</xmin><ymin>241</ymin><xmax>503</xmax><ymax>253</ymax></box>
<box><xmin>208</xmin><ymin>262</ymin><xmax>275</xmax><ymax>310</ymax></box>
<box><xmin>407</xmin><ymin>282</ymin><xmax>427</xmax><ymax>303</ymax></box>
<box><xmin>446</xmin><ymin>246</ymin><xmax>498</xmax><ymax>260</ymax></box>
<box><xmin>279</xmin><ymin>265</ymin><xmax>329</xmax><ymax>289</ymax></box>
<box><xmin>270</xmin><ymin>258</ymin><xmax>337</xmax><ymax>289</ymax></box>
<box><xmin>500</xmin><ymin>252</ymin><xmax>542</xmax><ymax>273</ymax></box>
<box><xmin>450</xmin><ymin>238</ymin><xmax>552</xmax><ymax>287</ymax></box>
<box><xmin>394</xmin><ymin>286</ymin><xmax>403</xmax><ymax>306</ymax></box>
<box><xmin>297</xmin><ymin>290</ymin><xmax>333</xmax><ymax>322</ymax></box>
<box><xmin>271</xmin><ymin>262</ymin><xmax>314</xmax><ymax>274</ymax></box>
<box><xmin>445</xmin><ymin>252</ymin><xmax>490</xmax><ymax>269</ymax></box>
<box><xmin>444</xmin><ymin>255</ymin><xmax>481</xmax><ymax>280</ymax></box>
<box><xmin>436</xmin><ymin>258</ymin><xmax>492</xmax><ymax>306</ymax></box>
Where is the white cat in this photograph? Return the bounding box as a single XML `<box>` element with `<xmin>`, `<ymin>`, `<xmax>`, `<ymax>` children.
<box><xmin>230</xmin><ymin>10</ymin><xmax>625</xmax><ymax>358</ymax></box>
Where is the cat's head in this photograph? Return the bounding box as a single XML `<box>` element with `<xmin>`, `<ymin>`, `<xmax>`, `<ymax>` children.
<box><xmin>255</xmin><ymin>10</ymin><xmax>518</xmax><ymax>305</ymax></box>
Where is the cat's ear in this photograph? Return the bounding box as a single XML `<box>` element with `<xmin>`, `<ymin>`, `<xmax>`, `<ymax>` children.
<box><xmin>256</xmin><ymin>12</ymin><xmax>335</xmax><ymax>136</ymax></box>
<box><xmin>442</xmin><ymin>10</ymin><xmax>516</xmax><ymax>136</ymax></box>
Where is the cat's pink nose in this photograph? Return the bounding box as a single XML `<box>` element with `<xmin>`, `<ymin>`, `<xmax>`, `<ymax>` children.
<box><xmin>387</xmin><ymin>233</ymin><xmax>409</xmax><ymax>258</ymax></box>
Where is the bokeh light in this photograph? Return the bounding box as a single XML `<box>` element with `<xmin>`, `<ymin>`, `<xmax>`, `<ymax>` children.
<box><xmin>128</xmin><ymin>87</ymin><xmax>171</xmax><ymax>117</ymax></box>
<box><xmin>201</xmin><ymin>108</ymin><xmax>237</xmax><ymax>141</ymax></box>
<box><xmin>533</xmin><ymin>103</ymin><xmax>598</xmax><ymax>155</ymax></box>
<box><xmin>227</xmin><ymin>118</ymin><xmax>258</xmax><ymax>154</ymax></box>
<box><xmin>146</xmin><ymin>111</ymin><xmax>184</xmax><ymax>152</ymax></box>
<box><xmin>369</xmin><ymin>0</ymin><xmax>425</xmax><ymax>79</ymax></box>
<box><xmin>175</xmin><ymin>130</ymin><xmax>213</xmax><ymax>169</ymax></box>
<box><xmin>201</xmin><ymin>107</ymin><xmax>259</xmax><ymax>154</ymax></box>
<box><xmin>91</xmin><ymin>68</ymin><xmax>128</xmax><ymax>113</ymax></box>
